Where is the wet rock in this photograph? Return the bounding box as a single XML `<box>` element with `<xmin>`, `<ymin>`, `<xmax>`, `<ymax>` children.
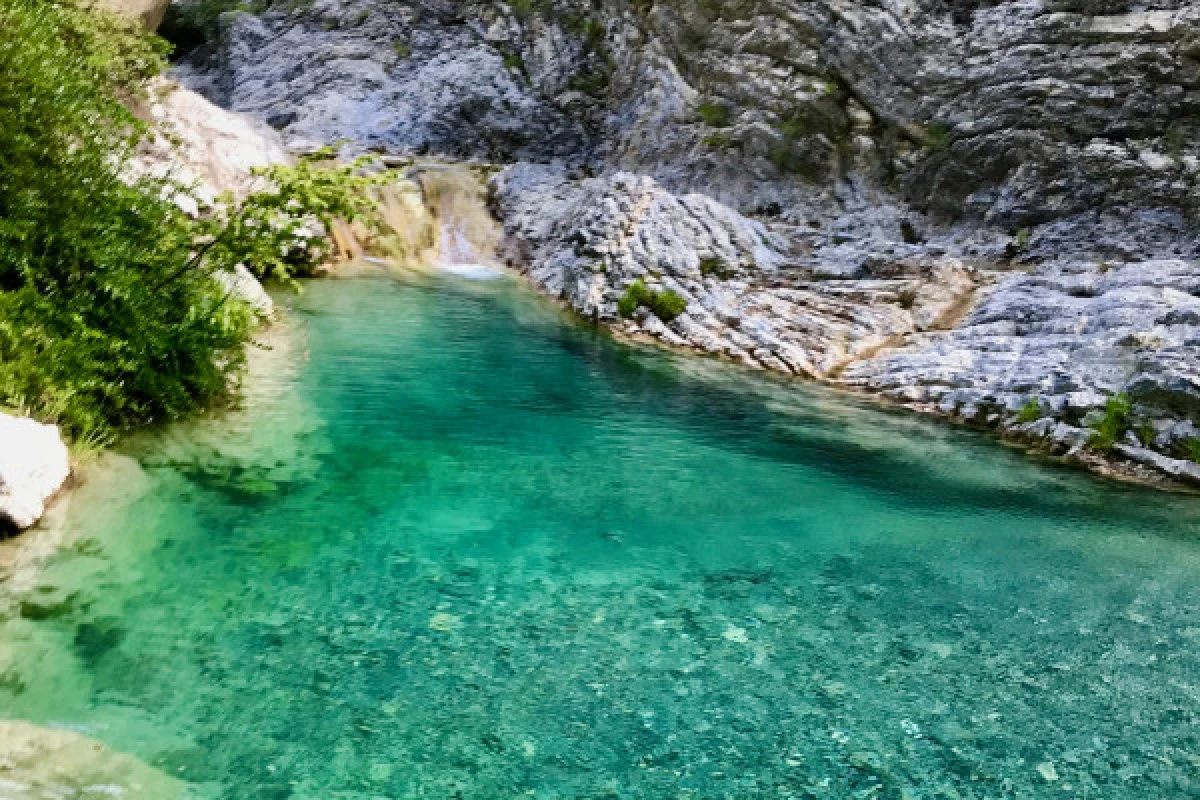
<box><xmin>0</xmin><ymin>721</ymin><xmax>184</xmax><ymax>799</ymax></box>
<box><xmin>0</xmin><ymin>414</ymin><xmax>70</xmax><ymax>531</ymax></box>
<box><xmin>1112</xmin><ymin>443</ymin><xmax>1200</xmax><ymax>486</ymax></box>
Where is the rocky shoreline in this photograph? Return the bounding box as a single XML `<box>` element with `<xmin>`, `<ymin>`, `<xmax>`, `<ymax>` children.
<box><xmin>487</xmin><ymin>164</ymin><xmax>1200</xmax><ymax>490</ymax></box>
<box><xmin>170</xmin><ymin>0</ymin><xmax>1199</xmax><ymax>489</ymax></box>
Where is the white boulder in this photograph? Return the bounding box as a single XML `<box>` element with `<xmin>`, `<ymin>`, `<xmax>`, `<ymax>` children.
<box><xmin>0</xmin><ymin>414</ymin><xmax>70</xmax><ymax>530</ymax></box>
<box><xmin>131</xmin><ymin>83</ymin><xmax>292</xmax><ymax>213</ymax></box>
<box><xmin>216</xmin><ymin>263</ymin><xmax>275</xmax><ymax>319</ymax></box>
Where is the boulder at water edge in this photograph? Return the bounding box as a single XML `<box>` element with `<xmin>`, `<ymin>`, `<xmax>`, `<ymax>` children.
<box><xmin>0</xmin><ymin>414</ymin><xmax>70</xmax><ymax>531</ymax></box>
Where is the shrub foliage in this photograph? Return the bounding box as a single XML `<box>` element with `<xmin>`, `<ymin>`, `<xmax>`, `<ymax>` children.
<box><xmin>0</xmin><ymin>0</ymin><xmax>379</xmax><ymax>445</ymax></box>
<box><xmin>617</xmin><ymin>279</ymin><xmax>688</xmax><ymax>322</ymax></box>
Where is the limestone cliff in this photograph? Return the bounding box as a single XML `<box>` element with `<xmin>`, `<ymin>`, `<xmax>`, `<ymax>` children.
<box><xmin>175</xmin><ymin>0</ymin><xmax>1200</xmax><ymax>483</ymax></box>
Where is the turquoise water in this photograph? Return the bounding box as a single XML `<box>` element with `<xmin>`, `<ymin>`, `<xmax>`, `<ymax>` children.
<box><xmin>3</xmin><ymin>272</ymin><xmax>1200</xmax><ymax>799</ymax></box>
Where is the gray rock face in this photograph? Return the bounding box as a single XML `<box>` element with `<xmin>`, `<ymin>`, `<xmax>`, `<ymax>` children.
<box><xmin>493</xmin><ymin>163</ymin><xmax>1200</xmax><ymax>482</ymax></box>
<box><xmin>492</xmin><ymin>164</ymin><xmax>978</xmax><ymax>376</ymax></box>
<box><xmin>181</xmin><ymin>0</ymin><xmax>1199</xmax><ymax>233</ymax></box>
<box><xmin>842</xmin><ymin>259</ymin><xmax>1200</xmax><ymax>418</ymax></box>
<box><xmin>181</xmin><ymin>1</ymin><xmax>587</xmax><ymax>162</ymax></box>
<box><xmin>0</xmin><ymin>414</ymin><xmax>70</xmax><ymax>531</ymax></box>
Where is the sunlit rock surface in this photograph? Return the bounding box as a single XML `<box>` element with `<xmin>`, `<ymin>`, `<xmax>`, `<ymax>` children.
<box><xmin>0</xmin><ymin>415</ymin><xmax>70</xmax><ymax>531</ymax></box>
<box><xmin>132</xmin><ymin>82</ymin><xmax>291</xmax><ymax>212</ymax></box>
<box><xmin>94</xmin><ymin>0</ymin><xmax>168</xmax><ymax>29</ymax></box>
<box><xmin>492</xmin><ymin>163</ymin><xmax>979</xmax><ymax>377</ymax></box>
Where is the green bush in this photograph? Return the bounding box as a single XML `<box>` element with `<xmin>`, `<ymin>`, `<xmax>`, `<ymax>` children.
<box><xmin>617</xmin><ymin>279</ymin><xmax>687</xmax><ymax>322</ymax></box>
<box><xmin>1135</xmin><ymin>421</ymin><xmax>1157</xmax><ymax>447</ymax></box>
<box><xmin>617</xmin><ymin>280</ymin><xmax>651</xmax><ymax>318</ymax></box>
<box><xmin>698</xmin><ymin>256</ymin><xmax>735</xmax><ymax>280</ymax></box>
<box><xmin>1088</xmin><ymin>392</ymin><xmax>1133</xmax><ymax>451</ymax></box>
<box><xmin>648</xmin><ymin>289</ymin><xmax>687</xmax><ymax>322</ymax></box>
<box><xmin>0</xmin><ymin>0</ymin><xmax>378</xmax><ymax>444</ymax></box>
<box><xmin>1178</xmin><ymin>437</ymin><xmax>1200</xmax><ymax>464</ymax></box>
<box><xmin>0</xmin><ymin>0</ymin><xmax>256</xmax><ymax>443</ymax></box>
<box><xmin>1016</xmin><ymin>398</ymin><xmax>1042</xmax><ymax>423</ymax></box>
<box><xmin>697</xmin><ymin>102</ymin><xmax>731</xmax><ymax>128</ymax></box>
<box><xmin>197</xmin><ymin>150</ymin><xmax>386</xmax><ymax>287</ymax></box>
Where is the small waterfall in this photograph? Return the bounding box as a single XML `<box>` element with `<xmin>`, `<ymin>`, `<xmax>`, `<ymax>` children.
<box><xmin>415</xmin><ymin>165</ymin><xmax>502</xmax><ymax>277</ymax></box>
<box><xmin>338</xmin><ymin>162</ymin><xmax>502</xmax><ymax>278</ymax></box>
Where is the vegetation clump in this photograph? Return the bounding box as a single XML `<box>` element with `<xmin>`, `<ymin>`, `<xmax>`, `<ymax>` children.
<box><xmin>1176</xmin><ymin>437</ymin><xmax>1200</xmax><ymax>464</ymax></box>
<box><xmin>1016</xmin><ymin>398</ymin><xmax>1043</xmax><ymax>423</ymax></box>
<box><xmin>0</xmin><ymin>0</ymin><xmax>251</xmax><ymax>443</ymax></box>
<box><xmin>699</xmin><ymin>256</ymin><xmax>735</xmax><ymax>280</ymax></box>
<box><xmin>1088</xmin><ymin>392</ymin><xmax>1133</xmax><ymax>450</ymax></box>
<box><xmin>922</xmin><ymin>122</ymin><xmax>952</xmax><ymax>151</ymax></box>
<box><xmin>198</xmin><ymin>151</ymin><xmax>387</xmax><ymax>287</ymax></box>
<box><xmin>0</xmin><ymin>0</ymin><xmax>381</xmax><ymax>444</ymax></box>
<box><xmin>617</xmin><ymin>279</ymin><xmax>687</xmax><ymax>322</ymax></box>
<box><xmin>697</xmin><ymin>102</ymin><xmax>731</xmax><ymax>128</ymax></box>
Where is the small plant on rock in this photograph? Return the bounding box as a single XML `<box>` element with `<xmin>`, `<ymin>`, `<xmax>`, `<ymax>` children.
<box><xmin>1135</xmin><ymin>421</ymin><xmax>1157</xmax><ymax>447</ymax></box>
<box><xmin>617</xmin><ymin>279</ymin><xmax>687</xmax><ymax>322</ymax></box>
<box><xmin>1088</xmin><ymin>392</ymin><xmax>1132</xmax><ymax>451</ymax></box>
<box><xmin>1177</xmin><ymin>437</ymin><xmax>1200</xmax><ymax>464</ymax></box>
<box><xmin>648</xmin><ymin>289</ymin><xmax>688</xmax><ymax>322</ymax></box>
<box><xmin>922</xmin><ymin>122</ymin><xmax>951</xmax><ymax>150</ymax></box>
<box><xmin>617</xmin><ymin>280</ymin><xmax>649</xmax><ymax>318</ymax></box>
<box><xmin>699</xmin><ymin>256</ymin><xmax>734</xmax><ymax>280</ymax></box>
<box><xmin>1016</xmin><ymin>398</ymin><xmax>1042</xmax><ymax>423</ymax></box>
<box><xmin>696</xmin><ymin>102</ymin><xmax>731</xmax><ymax>128</ymax></box>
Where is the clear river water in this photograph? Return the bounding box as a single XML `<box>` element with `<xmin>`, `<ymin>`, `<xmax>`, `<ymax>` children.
<box><xmin>2</xmin><ymin>271</ymin><xmax>1200</xmax><ymax>799</ymax></box>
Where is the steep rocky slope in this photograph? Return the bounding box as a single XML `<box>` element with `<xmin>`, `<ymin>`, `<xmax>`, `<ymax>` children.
<box><xmin>177</xmin><ymin>0</ymin><xmax>1200</xmax><ymax>483</ymax></box>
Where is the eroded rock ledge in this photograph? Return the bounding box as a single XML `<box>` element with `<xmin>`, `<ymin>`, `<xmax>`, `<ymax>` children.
<box><xmin>492</xmin><ymin>163</ymin><xmax>980</xmax><ymax>377</ymax></box>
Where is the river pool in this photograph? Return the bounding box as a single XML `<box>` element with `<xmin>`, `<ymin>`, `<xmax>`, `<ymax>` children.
<box><xmin>2</xmin><ymin>271</ymin><xmax>1199</xmax><ymax>799</ymax></box>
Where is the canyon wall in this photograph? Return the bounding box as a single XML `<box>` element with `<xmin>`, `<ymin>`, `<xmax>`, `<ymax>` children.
<box><xmin>179</xmin><ymin>0</ymin><xmax>1200</xmax><ymax>483</ymax></box>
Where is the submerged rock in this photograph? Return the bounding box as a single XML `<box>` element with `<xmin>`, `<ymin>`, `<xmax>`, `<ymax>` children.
<box><xmin>0</xmin><ymin>721</ymin><xmax>184</xmax><ymax>799</ymax></box>
<box><xmin>0</xmin><ymin>414</ymin><xmax>70</xmax><ymax>531</ymax></box>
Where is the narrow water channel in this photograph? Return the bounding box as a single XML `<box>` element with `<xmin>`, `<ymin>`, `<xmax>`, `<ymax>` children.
<box><xmin>2</xmin><ymin>271</ymin><xmax>1199</xmax><ymax>799</ymax></box>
